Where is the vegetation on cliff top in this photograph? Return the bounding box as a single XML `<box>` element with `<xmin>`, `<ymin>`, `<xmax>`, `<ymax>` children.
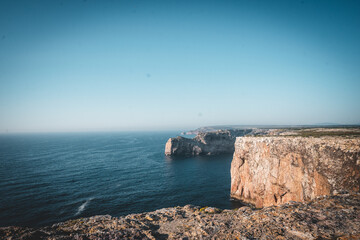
<box><xmin>251</xmin><ymin>127</ymin><xmax>360</xmax><ymax>138</ymax></box>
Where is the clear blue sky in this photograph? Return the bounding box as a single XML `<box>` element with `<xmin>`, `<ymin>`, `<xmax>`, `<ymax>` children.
<box><xmin>0</xmin><ymin>0</ymin><xmax>359</xmax><ymax>132</ymax></box>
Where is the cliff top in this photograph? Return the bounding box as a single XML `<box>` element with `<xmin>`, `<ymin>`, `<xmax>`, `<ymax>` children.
<box><xmin>182</xmin><ymin>125</ymin><xmax>360</xmax><ymax>135</ymax></box>
<box><xmin>236</xmin><ymin>134</ymin><xmax>360</xmax><ymax>153</ymax></box>
<box><xmin>249</xmin><ymin>127</ymin><xmax>360</xmax><ymax>138</ymax></box>
<box><xmin>1</xmin><ymin>192</ymin><xmax>359</xmax><ymax>239</ymax></box>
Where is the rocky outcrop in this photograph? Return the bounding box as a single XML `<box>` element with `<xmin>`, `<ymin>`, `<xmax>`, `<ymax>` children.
<box><xmin>165</xmin><ymin>129</ymin><xmax>254</xmax><ymax>156</ymax></box>
<box><xmin>1</xmin><ymin>193</ymin><xmax>359</xmax><ymax>239</ymax></box>
<box><xmin>231</xmin><ymin>136</ymin><xmax>360</xmax><ymax>208</ymax></box>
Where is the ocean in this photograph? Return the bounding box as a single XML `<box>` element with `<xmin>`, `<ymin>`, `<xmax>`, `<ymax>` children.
<box><xmin>0</xmin><ymin>132</ymin><xmax>242</xmax><ymax>227</ymax></box>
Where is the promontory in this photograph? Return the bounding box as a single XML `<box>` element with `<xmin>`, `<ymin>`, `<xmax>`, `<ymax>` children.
<box><xmin>231</xmin><ymin>128</ymin><xmax>360</xmax><ymax>208</ymax></box>
<box><xmin>165</xmin><ymin>129</ymin><xmax>261</xmax><ymax>156</ymax></box>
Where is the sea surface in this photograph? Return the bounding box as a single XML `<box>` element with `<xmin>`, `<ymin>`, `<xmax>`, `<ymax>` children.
<box><xmin>0</xmin><ymin>132</ymin><xmax>242</xmax><ymax>227</ymax></box>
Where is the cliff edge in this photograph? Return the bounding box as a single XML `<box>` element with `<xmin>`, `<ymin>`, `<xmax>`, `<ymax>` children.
<box><xmin>1</xmin><ymin>193</ymin><xmax>359</xmax><ymax>239</ymax></box>
<box><xmin>231</xmin><ymin>136</ymin><xmax>360</xmax><ymax>208</ymax></box>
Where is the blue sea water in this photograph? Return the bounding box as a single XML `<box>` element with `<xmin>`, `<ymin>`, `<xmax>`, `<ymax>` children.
<box><xmin>0</xmin><ymin>132</ymin><xmax>242</xmax><ymax>227</ymax></box>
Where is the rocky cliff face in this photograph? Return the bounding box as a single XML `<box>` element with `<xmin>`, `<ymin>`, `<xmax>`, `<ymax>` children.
<box><xmin>231</xmin><ymin>136</ymin><xmax>360</xmax><ymax>208</ymax></box>
<box><xmin>165</xmin><ymin>129</ymin><xmax>254</xmax><ymax>156</ymax></box>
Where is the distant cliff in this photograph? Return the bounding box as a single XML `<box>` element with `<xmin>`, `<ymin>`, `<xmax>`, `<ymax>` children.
<box><xmin>165</xmin><ymin>129</ymin><xmax>255</xmax><ymax>156</ymax></box>
<box><xmin>166</xmin><ymin>127</ymin><xmax>360</xmax><ymax>156</ymax></box>
<box><xmin>231</xmin><ymin>136</ymin><xmax>360</xmax><ymax>208</ymax></box>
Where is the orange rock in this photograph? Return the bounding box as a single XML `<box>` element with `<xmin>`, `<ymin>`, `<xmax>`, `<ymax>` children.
<box><xmin>231</xmin><ymin>137</ymin><xmax>360</xmax><ymax>208</ymax></box>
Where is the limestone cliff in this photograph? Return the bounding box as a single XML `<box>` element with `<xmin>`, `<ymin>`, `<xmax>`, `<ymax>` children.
<box><xmin>165</xmin><ymin>129</ymin><xmax>254</xmax><ymax>156</ymax></box>
<box><xmin>231</xmin><ymin>136</ymin><xmax>360</xmax><ymax>208</ymax></box>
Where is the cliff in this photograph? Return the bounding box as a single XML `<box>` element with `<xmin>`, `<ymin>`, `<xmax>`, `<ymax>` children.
<box><xmin>231</xmin><ymin>136</ymin><xmax>360</xmax><ymax>208</ymax></box>
<box><xmin>1</xmin><ymin>193</ymin><xmax>359</xmax><ymax>239</ymax></box>
<box><xmin>165</xmin><ymin>129</ymin><xmax>255</xmax><ymax>156</ymax></box>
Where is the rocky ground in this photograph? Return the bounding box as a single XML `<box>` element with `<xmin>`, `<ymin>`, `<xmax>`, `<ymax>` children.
<box><xmin>265</xmin><ymin>127</ymin><xmax>360</xmax><ymax>137</ymax></box>
<box><xmin>1</xmin><ymin>192</ymin><xmax>359</xmax><ymax>239</ymax></box>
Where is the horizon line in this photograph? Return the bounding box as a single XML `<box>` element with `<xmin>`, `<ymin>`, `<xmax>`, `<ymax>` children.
<box><xmin>1</xmin><ymin>123</ymin><xmax>360</xmax><ymax>135</ymax></box>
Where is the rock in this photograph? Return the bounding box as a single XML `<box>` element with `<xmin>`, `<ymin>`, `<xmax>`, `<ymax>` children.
<box><xmin>203</xmin><ymin>207</ymin><xmax>222</xmax><ymax>214</ymax></box>
<box><xmin>183</xmin><ymin>204</ymin><xmax>197</xmax><ymax>212</ymax></box>
<box><xmin>231</xmin><ymin>136</ymin><xmax>360</xmax><ymax>208</ymax></box>
<box><xmin>165</xmin><ymin>129</ymin><xmax>254</xmax><ymax>156</ymax></box>
<box><xmin>237</xmin><ymin>206</ymin><xmax>252</xmax><ymax>212</ymax></box>
<box><xmin>165</xmin><ymin>136</ymin><xmax>201</xmax><ymax>156</ymax></box>
<box><xmin>1</xmin><ymin>193</ymin><xmax>359</xmax><ymax>239</ymax></box>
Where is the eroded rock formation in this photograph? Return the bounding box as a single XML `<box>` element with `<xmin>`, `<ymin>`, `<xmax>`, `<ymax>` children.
<box><xmin>231</xmin><ymin>136</ymin><xmax>360</xmax><ymax>208</ymax></box>
<box><xmin>1</xmin><ymin>193</ymin><xmax>359</xmax><ymax>239</ymax></box>
<box><xmin>165</xmin><ymin>129</ymin><xmax>254</xmax><ymax>156</ymax></box>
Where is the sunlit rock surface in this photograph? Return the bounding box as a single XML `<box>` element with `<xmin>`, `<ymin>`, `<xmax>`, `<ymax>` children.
<box><xmin>1</xmin><ymin>193</ymin><xmax>359</xmax><ymax>239</ymax></box>
<box><xmin>231</xmin><ymin>136</ymin><xmax>360</xmax><ymax>207</ymax></box>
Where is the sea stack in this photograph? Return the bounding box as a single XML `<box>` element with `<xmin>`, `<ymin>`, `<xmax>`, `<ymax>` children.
<box><xmin>230</xmin><ymin>136</ymin><xmax>360</xmax><ymax>208</ymax></box>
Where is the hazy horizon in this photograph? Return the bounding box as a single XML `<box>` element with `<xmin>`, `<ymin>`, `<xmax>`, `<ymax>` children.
<box><xmin>1</xmin><ymin>0</ymin><xmax>360</xmax><ymax>133</ymax></box>
<box><xmin>1</xmin><ymin>123</ymin><xmax>360</xmax><ymax>135</ymax></box>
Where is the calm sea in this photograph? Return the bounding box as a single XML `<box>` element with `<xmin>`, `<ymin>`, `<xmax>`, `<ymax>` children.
<box><xmin>0</xmin><ymin>132</ymin><xmax>242</xmax><ymax>227</ymax></box>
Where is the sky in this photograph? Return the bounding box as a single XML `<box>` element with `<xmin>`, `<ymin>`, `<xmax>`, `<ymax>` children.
<box><xmin>0</xmin><ymin>0</ymin><xmax>359</xmax><ymax>132</ymax></box>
